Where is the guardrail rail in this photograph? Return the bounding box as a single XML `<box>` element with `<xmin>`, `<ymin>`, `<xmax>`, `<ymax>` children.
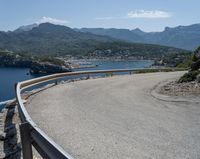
<box><xmin>15</xmin><ymin>68</ymin><xmax>185</xmax><ymax>159</ymax></box>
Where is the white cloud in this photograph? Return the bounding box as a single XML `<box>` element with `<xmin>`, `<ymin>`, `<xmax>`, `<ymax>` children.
<box><xmin>127</xmin><ymin>10</ymin><xmax>172</xmax><ymax>19</ymax></box>
<box><xmin>38</xmin><ymin>16</ymin><xmax>69</xmax><ymax>24</ymax></box>
<box><xmin>95</xmin><ymin>10</ymin><xmax>172</xmax><ymax>20</ymax></box>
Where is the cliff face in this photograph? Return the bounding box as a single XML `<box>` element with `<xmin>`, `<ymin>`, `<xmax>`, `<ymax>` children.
<box><xmin>30</xmin><ymin>62</ymin><xmax>71</xmax><ymax>74</ymax></box>
<box><xmin>0</xmin><ymin>51</ymin><xmax>71</xmax><ymax>74</ymax></box>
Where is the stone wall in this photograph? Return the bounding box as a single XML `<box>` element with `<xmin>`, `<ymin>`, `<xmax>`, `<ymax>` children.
<box><xmin>0</xmin><ymin>101</ymin><xmax>22</xmax><ymax>159</ymax></box>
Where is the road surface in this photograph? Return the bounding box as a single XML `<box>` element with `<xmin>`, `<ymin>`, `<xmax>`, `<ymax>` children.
<box><xmin>26</xmin><ymin>72</ymin><xmax>200</xmax><ymax>159</ymax></box>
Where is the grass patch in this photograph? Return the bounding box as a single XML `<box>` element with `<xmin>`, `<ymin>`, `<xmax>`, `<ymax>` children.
<box><xmin>134</xmin><ymin>68</ymin><xmax>187</xmax><ymax>74</ymax></box>
<box><xmin>105</xmin><ymin>72</ymin><xmax>113</xmax><ymax>77</ymax></box>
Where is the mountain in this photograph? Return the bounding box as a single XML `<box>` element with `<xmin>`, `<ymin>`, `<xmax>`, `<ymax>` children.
<box><xmin>0</xmin><ymin>23</ymin><xmax>114</xmax><ymax>55</ymax></box>
<box><xmin>14</xmin><ymin>23</ymin><xmax>38</xmax><ymax>32</ymax></box>
<box><xmin>76</xmin><ymin>28</ymin><xmax>145</xmax><ymax>43</ymax></box>
<box><xmin>77</xmin><ymin>24</ymin><xmax>200</xmax><ymax>50</ymax></box>
<box><xmin>0</xmin><ymin>23</ymin><xmax>188</xmax><ymax>58</ymax></box>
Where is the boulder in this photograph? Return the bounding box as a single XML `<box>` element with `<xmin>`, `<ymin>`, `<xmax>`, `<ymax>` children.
<box><xmin>196</xmin><ymin>74</ymin><xmax>200</xmax><ymax>83</ymax></box>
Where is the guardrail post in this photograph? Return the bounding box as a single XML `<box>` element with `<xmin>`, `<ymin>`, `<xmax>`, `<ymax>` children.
<box><xmin>55</xmin><ymin>79</ymin><xmax>58</xmax><ymax>85</ymax></box>
<box><xmin>86</xmin><ymin>74</ymin><xmax>90</xmax><ymax>79</ymax></box>
<box><xmin>20</xmin><ymin>122</ymin><xmax>33</xmax><ymax>159</ymax></box>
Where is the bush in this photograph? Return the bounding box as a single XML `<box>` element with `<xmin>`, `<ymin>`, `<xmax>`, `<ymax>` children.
<box><xmin>135</xmin><ymin>68</ymin><xmax>186</xmax><ymax>74</ymax></box>
<box><xmin>105</xmin><ymin>72</ymin><xmax>113</xmax><ymax>77</ymax></box>
<box><xmin>178</xmin><ymin>71</ymin><xmax>199</xmax><ymax>83</ymax></box>
<box><xmin>176</xmin><ymin>57</ymin><xmax>193</xmax><ymax>68</ymax></box>
<box><xmin>192</xmin><ymin>54</ymin><xmax>198</xmax><ymax>62</ymax></box>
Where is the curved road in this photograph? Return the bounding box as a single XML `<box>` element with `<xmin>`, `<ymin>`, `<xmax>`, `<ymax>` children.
<box><xmin>26</xmin><ymin>72</ymin><xmax>200</xmax><ymax>159</ymax></box>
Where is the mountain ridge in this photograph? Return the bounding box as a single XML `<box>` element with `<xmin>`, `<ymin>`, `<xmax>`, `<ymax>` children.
<box><xmin>12</xmin><ymin>22</ymin><xmax>200</xmax><ymax>50</ymax></box>
<box><xmin>0</xmin><ymin>23</ymin><xmax>189</xmax><ymax>59</ymax></box>
<box><xmin>77</xmin><ymin>23</ymin><xmax>200</xmax><ymax>50</ymax></box>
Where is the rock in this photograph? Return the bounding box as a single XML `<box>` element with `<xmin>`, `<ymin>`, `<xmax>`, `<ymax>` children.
<box><xmin>196</xmin><ymin>74</ymin><xmax>200</xmax><ymax>83</ymax></box>
<box><xmin>8</xmin><ymin>135</ymin><xmax>18</xmax><ymax>147</ymax></box>
<box><xmin>59</xmin><ymin>80</ymin><xmax>65</xmax><ymax>84</ymax></box>
<box><xmin>195</xmin><ymin>47</ymin><xmax>200</xmax><ymax>59</ymax></box>
<box><xmin>5</xmin><ymin>124</ymin><xmax>15</xmax><ymax>132</ymax></box>
<box><xmin>6</xmin><ymin>127</ymin><xmax>17</xmax><ymax>138</ymax></box>
<box><xmin>160</xmin><ymin>80</ymin><xmax>200</xmax><ymax>96</ymax></box>
<box><xmin>163</xmin><ymin>86</ymin><xmax>170</xmax><ymax>91</ymax></box>
<box><xmin>22</xmin><ymin>99</ymin><xmax>27</xmax><ymax>104</ymax></box>
<box><xmin>0</xmin><ymin>152</ymin><xmax>6</xmax><ymax>159</ymax></box>
<box><xmin>3</xmin><ymin>145</ymin><xmax>21</xmax><ymax>159</ymax></box>
<box><xmin>1</xmin><ymin>108</ymin><xmax>6</xmax><ymax>113</ymax></box>
<box><xmin>5</xmin><ymin>100</ymin><xmax>17</xmax><ymax>109</ymax></box>
<box><xmin>80</xmin><ymin>77</ymin><xmax>87</xmax><ymax>80</ymax></box>
<box><xmin>6</xmin><ymin>108</ymin><xmax>16</xmax><ymax>119</ymax></box>
<box><xmin>0</xmin><ymin>95</ymin><xmax>22</xmax><ymax>159</ymax></box>
<box><xmin>0</xmin><ymin>131</ymin><xmax>6</xmax><ymax>140</ymax></box>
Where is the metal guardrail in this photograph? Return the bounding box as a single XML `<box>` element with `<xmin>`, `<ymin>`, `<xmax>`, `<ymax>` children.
<box><xmin>15</xmin><ymin>68</ymin><xmax>185</xmax><ymax>159</ymax></box>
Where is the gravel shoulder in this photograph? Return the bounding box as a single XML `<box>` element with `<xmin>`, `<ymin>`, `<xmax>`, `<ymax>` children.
<box><xmin>159</xmin><ymin>80</ymin><xmax>200</xmax><ymax>96</ymax></box>
<box><xmin>26</xmin><ymin>72</ymin><xmax>200</xmax><ymax>159</ymax></box>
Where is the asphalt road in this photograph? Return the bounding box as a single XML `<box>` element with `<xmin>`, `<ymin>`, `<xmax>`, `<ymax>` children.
<box><xmin>26</xmin><ymin>72</ymin><xmax>200</xmax><ymax>159</ymax></box>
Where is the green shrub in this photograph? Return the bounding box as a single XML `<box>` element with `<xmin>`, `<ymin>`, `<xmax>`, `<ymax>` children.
<box><xmin>178</xmin><ymin>71</ymin><xmax>199</xmax><ymax>83</ymax></box>
<box><xmin>176</xmin><ymin>58</ymin><xmax>192</xmax><ymax>68</ymax></box>
<box><xmin>192</xmin><ymin>54</ymin><xmax>198</xmax><ymax>62</ymax></box>
<box><xmin>135</xmin><ymin>68</ymin><xmax>186</xmax><ymax>74</ymax></box>
<box><xmin>105</xmin><ymin>72</ymin><xmax>113</xmax><ymax>77</ymax></box>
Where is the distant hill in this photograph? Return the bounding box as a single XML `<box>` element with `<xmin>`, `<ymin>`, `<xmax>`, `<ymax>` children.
<box><xmin>0</xmin><ymin>23</ymin><xmax>114</xmax><ymax>55</ymax></box>
<box><xmin>77</xmin><ymin>24</ymin><xmax>200</xmax><ymax>50</ymax></box>
<box><xmin>0</xmin><ymin>23</ymin><xmax>188</xmax><ymax>58</ymax></box>
<box><xmin>75</xmin><ymin>28</ymin><xmax>145</xmax><ymax>43</ymax></box>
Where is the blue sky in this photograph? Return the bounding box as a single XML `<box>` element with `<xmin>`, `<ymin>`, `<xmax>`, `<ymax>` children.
<box><xmin>0</xmin><ymin>0</ymin><xmax>200</xmax><ymax>32</ymax></box>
